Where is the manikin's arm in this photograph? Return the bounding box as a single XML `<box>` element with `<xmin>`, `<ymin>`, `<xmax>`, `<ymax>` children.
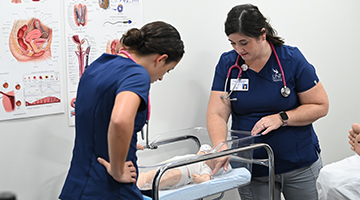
<box><xmin>192</xmin><ymin>153</ymin><xmax>212</xmax><ymax>184</ymax></box>
<box><xmin>192</xmin><ymin>173</ymin><xmax>211</xmax><ymax>184</ymax></box>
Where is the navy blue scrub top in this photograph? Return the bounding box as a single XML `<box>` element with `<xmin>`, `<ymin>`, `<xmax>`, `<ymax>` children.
<box><xmin>211</xmin><ymin>45</ymin><xmax>321</xmax><ymax>177</ymax></box>
<box><xmin>60</xmin><ymin>53</ymin><xmax>150</xmax><ymax>200</ymax></box>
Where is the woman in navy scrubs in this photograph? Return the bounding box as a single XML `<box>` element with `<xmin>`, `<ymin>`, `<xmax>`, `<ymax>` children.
<box><xmin>206</xmin><ymin>4</ymin><xmax>329</xmax><ymax>200</ymax></box>
<box><xmin>59</xmin><ymin>21</ymin><xmax>184</xmax><ymax>200</ymax></box>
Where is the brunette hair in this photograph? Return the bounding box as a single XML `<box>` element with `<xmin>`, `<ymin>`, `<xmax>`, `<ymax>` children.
<box><xmin>121</xmin><ymin>21</ymin><xmax>185</xmax><ymax>63</ymax></box>
<box><xmin>225</xmin><ymin>4</ymin><xmax>284</xmax><ymax>46</ymax></box>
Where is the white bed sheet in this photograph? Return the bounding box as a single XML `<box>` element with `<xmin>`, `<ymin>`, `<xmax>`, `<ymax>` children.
<box><xmin>316</xmin><ymin>154</ymin><xmax>360</xmax><ymax>200</ymax></box>
<box><xmin>150</xmin><ymin>167</ymin><xmax>251</xmax><ymax>200</ymax></box>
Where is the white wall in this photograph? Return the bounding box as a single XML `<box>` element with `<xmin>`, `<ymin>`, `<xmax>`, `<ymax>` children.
<box><xmin>1</xmin><ymin>0</ymin><xmax>360</xmax><ymax>199</ymax></box>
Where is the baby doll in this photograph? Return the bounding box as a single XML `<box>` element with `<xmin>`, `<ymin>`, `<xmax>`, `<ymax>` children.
<box><xmin>137</xmin><ymin>144</ymin><xmax>213</xmax><ymax>190</ymax></box>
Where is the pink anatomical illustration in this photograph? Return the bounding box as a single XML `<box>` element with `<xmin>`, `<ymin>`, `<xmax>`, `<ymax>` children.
<box><xmin>106</xmin><ymin>39</ymin><xmax>120</xmax><ymax>55</ymax></box>
<box><xmin>9</xmin><ymin>18</ymin><xmax>53</xmax><ymax>62</ymax></box>
<box><xmin>0</xmin><ymin>82</ymin><xmax>22</xmax><ymax>113</ymax></box>
<box><xmin>0</xmin><ymin>91</ymin><xmax>15</xmax><ymax>113</ymax></box>
<box><xmin>72</xmin><ymin>35</ymin><xmax>91</xmax><ymax>79</ymax></box>
<box><xmin>12</xmin><ymin>0</ymin><xmax>40</xmax><ymax>2</ymax></box>
<box><xmin>74</xmin><ymin>3</ymin><xmax>87</xmax><ymax>27</ymax></box>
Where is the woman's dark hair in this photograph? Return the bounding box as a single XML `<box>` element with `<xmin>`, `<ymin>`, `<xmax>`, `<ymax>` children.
<box><xmin>120</xmin><ymin>21</ymin><xmax>185</xmax><ymax>63</ymax></box>
<box><xmin>225</xmin><ymin>4</ymin><xmax>284</xmax><ymax>46</ymax></box>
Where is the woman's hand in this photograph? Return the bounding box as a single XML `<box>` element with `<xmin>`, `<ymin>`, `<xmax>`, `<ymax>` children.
<box><xmin>207</xmin><ymin>155</ymin><xmax>231</xmax><ymax>176</ymax></box>
<box><xmin>98</xmin><ymin>157</ymin><xmax>137</xmax><ymax>184</ymax></box>
<box><xmin>251</xmin><ymin>114</ymin><xmax>283</xmax><ymax>136</ymax></box>
<box><xmin>137</xmin><ymin>143</ymin><xmax>144</xmax><ymax>150</ymax></box>
<box><xmin>349</xmin><ymin>123</ymin><xmax>360</xmax><ymax>151</ymax></box>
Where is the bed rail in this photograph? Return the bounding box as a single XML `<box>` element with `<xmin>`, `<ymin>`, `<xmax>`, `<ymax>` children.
<box><xmin>145</xmin><ymin>135</ymin><xmax>201</xmax><ymax>150</ymax></box>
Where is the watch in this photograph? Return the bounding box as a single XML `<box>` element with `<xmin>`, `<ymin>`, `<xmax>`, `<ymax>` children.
<box><xmin>279</xmin><ymin>111</ymin><xmax>288</xmax><ymax>126</ymax></box>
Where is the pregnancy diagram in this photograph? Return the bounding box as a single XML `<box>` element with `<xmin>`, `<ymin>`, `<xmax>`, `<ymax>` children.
<box><xmin>2</xmin><ymin>10</ymin><xmax>62</xmax><ymax>116</ymax></box>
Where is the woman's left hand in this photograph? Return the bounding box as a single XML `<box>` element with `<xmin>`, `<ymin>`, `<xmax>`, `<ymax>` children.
<box><xmin>98</xmin><ymin>157</ymin><xmax>137</xmax><ymax>184</ymax></box>
<box><xmin>251</xmin><ymin>114</ymin><xmax>283</xmax><ymax>136</ymax></box>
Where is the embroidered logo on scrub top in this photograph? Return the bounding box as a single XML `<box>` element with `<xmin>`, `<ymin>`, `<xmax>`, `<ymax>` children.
<box><xmin>272</xmin><ymin>68</ymin><xmax>282</xmax><ymax>82</ymax></box>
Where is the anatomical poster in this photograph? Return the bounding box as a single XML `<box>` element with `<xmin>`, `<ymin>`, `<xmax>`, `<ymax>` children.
<box><xmin>64</xmin><ymin>0</ymin><xmax>143</xmax><ymax>126</ymax></box>
<box><xmin>0</xmin><ymin>0</ymin><xmax>64</xmax><ymax>121</ymax></box>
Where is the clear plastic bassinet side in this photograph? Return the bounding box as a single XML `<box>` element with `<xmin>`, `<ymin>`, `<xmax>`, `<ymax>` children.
<box><xmin>213</xmin><ymin>130</ymin><xmax>260</xmax><ymax>174</ymax></box>
<box><xmin>136</xmin><ymin>127</ymin><xmax>212</xmax><ymax>170</ymax></box>
<box><xmin>136</xmin><ymin>128</ymin><xmax>257</xmax><ymax>182</ymax></box>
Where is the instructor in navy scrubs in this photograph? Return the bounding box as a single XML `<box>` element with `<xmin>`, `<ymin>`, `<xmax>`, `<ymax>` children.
<box><xmin>206</xmin><ymin>4</ymin><xmax>329</xmax><ymax>200</ymax></box>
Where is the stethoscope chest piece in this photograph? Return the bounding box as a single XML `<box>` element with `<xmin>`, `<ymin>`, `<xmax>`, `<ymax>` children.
<box><xmin>281</xmin><ymin>86</ymin><xmax>291</xmax><ymax>98</ymax></box>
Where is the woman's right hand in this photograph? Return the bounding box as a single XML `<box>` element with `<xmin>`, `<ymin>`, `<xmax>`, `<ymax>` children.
<box><xmin>98</xmin><ymin>157</ymin><xmax>137</xmax><ymax>184</ymax></box>
<box><xmin>208</xmin><ymin>155</ymin><xmax>231</xmax><ymax>176</ymax></box>
<box><xmin>349</xmin><ymin>123</ymin><xmax>360</xmax><ymax>151</ymax></box>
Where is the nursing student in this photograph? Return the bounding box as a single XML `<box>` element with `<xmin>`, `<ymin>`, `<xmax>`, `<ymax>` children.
<box><xmin>59</xmin><ymin>21</ymin><xmax>185</xmax><ymax>200</ymax></box>
<box><xmin>206</xmin><ymin>4</ymin><xmax>329</xmax><ymax>200</ymax></box>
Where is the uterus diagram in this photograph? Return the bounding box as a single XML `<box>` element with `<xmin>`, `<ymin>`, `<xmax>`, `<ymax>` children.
<box><xmin>72</xmin><ymin>35</ymin><xmax>91</xmax><ymax>79</ymax></box>
<box><xmin>0</xmin><ymin>82</ymin><xmax>21</xmax><ymax>113</ymax></box>
<box><xmin>74</xmin><ymin>3</ymin><xmax>87</xmax><ymax>27</ymax></box>
<box><xmin>9</xmin><ymin>18</ymin><xmax>53</xmax><ymax>62</ymax></box>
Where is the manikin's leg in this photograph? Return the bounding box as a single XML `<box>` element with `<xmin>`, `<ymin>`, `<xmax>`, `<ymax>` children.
<box><xmin>137</xmin><ymin>169</ymin><xmax>157</xmax><ymax>188</ymax></box>
<box><xmin>137</xmin><ymin>168</ymin><xmax>183</xmax><ymax>190</ymax></box>
<box><xmin>158</xmin><ymin>168</ymin><xmax>183</xmax><ymax>189</ymax></box>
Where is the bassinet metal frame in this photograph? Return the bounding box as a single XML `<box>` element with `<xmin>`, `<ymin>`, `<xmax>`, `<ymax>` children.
<box><xmin>140</xmin><ymin>132</ymin><xmax>275</xmax><ymax>200</ymax></box>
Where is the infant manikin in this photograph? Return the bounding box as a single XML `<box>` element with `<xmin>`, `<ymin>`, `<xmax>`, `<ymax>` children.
<box><xmin>137</xmin><ymin>144</ymin><xmax>216</xmax><ymax>190</ymax></box>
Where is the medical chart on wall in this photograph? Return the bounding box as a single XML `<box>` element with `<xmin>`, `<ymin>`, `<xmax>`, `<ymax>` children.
<box><xmin>0</xmin><ymin>0</ymin><xmax>64</xmax><ymax>121</ymax></box>
<box><xmin>64</xmin><ymin>0</ymin><xmax>143</xmax><ymax>126</ymax></box>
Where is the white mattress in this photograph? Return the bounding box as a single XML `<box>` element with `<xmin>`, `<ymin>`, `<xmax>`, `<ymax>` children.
<box><xmin>151</xmin><ymin>167</ymin><xmax>251</xmax><ymax>200</ymax></box>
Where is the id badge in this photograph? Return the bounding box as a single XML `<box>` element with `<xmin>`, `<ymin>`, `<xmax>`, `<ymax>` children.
<box><xmin>230</xmin><ymin>79</ymin><xmax>249</xmax><ymax>91</ymax></box>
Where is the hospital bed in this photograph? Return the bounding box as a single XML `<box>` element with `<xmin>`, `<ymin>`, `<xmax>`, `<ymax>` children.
<box><xmin>136</xmin><ymin>127</ymin><xmax>275</xmax><ymax>200</ymax></box>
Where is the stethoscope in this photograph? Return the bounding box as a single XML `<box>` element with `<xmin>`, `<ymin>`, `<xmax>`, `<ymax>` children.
<box><xmin>118</xmin><ymin>50</ymin><xmax>153</xmax><ymax>149</ymax></box>
<box><xmin>220</xmin><ymin>42</ymin><xmax>290</xmax><ymax>101</ymax></box>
